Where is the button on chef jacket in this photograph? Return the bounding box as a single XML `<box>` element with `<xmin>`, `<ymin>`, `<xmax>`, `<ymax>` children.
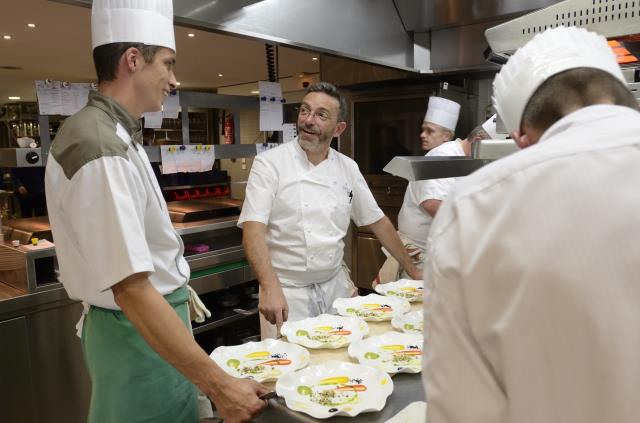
<box><xmin>398</xmin><ymin>139</ymin><xmax>464</xmax><ymax>250</ymax></box>
<box><xmin>238</xmin><ymin>138</ymin><xmax>384</xmax><ymax>285</ymax></box>
<box><xmin>45</xmin><ymin>91</ymin><xmax>190</xmax><ymax>310</ymax></box>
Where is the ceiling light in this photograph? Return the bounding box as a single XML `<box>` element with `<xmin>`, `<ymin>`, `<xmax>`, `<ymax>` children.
<box><xmin>250</xmin><ymin>90</ymin><xmax>259</xmax><ymax>94</ymax></box>
<box><xmin>8</xmin><ymin>96</ymin><xmax>21</xmax><ymax>100</ymax></box>
<box><xmin>176</xmin><ymin>82</ymin><xmax>181</xmax><ymax>86</ymax></box>
<box><xmin>27</xmin><ymin>23</ymin><xmax>36</xmax><ymax>28</ymax></box>
<box><xmin>3</xmin><ymin>35</ymin><xmax>11</xmax><ymax>40</ymax></box>
<box><xmin>187</xmin><ymin>33</ymin><xmax>195</xmax><ymax>38</ymax></box>
<box><xmin>218</xmin><ymin>73</ymin><xmax>223</xmax><ymax>77</ymax></box>
<box><xmin>312</xmin><ymin>57</ymin><xmax>318</xmax><ymax>61</ymax></box>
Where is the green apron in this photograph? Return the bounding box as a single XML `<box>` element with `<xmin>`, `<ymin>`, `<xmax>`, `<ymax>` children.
<box><xmin>82</xmin><ymin>286</ymin><xmax>198</xmax><ymax>423</ymax></box>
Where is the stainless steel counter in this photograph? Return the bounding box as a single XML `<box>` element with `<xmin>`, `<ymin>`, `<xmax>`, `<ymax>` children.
<box><xmin>251</xmin><ymin>302</ymin><xmax>427</xmax><ymax>422</ymax></box>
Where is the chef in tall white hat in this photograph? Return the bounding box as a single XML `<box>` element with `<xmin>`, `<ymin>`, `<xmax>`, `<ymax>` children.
<box><xmin>45</xmin><ymin>1</ymin><xmax>270</xmax><ymax>422</ymax></box>
<box><xmin>373</xmin><ymin>96</ymin><xmax>461</xmax><ymax>284</ymax></box>
<box><xmin>424</xmin><ymin>26</ymin><xmax>640</xmax><ymax>423</ymax></box>
<box><xmin>421</xmin><ymin>96</ymin><xmax>461</xmax><ymax>151</ymax></box>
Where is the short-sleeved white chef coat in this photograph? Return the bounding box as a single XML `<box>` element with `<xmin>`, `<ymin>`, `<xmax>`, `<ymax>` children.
<box><xmin>397</xmin><ymin>139</ymin><xmax>464</xmax><ymax>250</ymax></box>
<box><xmin>238</xmin><ymin>138</ymin><xmax>384</xmax><ymax>286</ymax></box>
<box><xmin>423</xmin><ymin>105</ymin><xmax>640</xmax><ymax>423</ymax></box>
<box><xmin>45</xmin><ymin>91</ymin><xmax>190</xmax><ymax>310</ymax></box>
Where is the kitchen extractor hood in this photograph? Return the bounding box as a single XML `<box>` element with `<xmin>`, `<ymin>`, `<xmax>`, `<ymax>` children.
<box><xmin>485</xmin><ymin>0</ymin><xmax>640</xmax><ymax>64</ymax></box>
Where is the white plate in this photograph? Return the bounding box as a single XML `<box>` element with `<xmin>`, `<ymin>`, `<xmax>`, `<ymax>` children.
<box><xmin>348</xmin><ymin>331</ymin><xmax>424</xmax><ymax>374</ymax></box>
<box><xmin>391</xmin><ymin>310</ymin><xmax>424</xmax><ymax>334</ymax></box>
<box><xmin>210</xmin><ymin>338</ymin><xmax>310</xmax><ymax>383</ymax></box>
<box><xmin>333</xmin><ymin>294</ymin><xmax>410</xmax><ymax>321</ymax></box>
<box><xmin>276</xmin><ymin>360</ymin><xmax>393</xmax><ymax>419</ymax></box>
<box><xmin>281</xmin><ymin>314</ymin><xmax>369</xmax><ymax>349</ymax></box>
<box><xmin>375</xmin><ymin>279</ymin><xmax>426</xmax><ymax>302</ymax></box>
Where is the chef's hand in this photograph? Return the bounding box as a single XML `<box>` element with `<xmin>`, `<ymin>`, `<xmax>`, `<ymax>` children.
<box><xmin>259</xmin><ymin>283</ymin><xmax>288</xmax><ymax>330</ymax></box>
<box><xmin>407</xmin><ymin>265</ymin><xmax>423</xmax><ymax>281</ymax></box>
<box><xmin>17</xmin><ymin>186</ymin><xmax>28</xmax><ymax>196</ymax></box>
<box><xmin>210</xmin><ymin>376</ymin><xmax>271</xmax><ymax>423</ymax></box>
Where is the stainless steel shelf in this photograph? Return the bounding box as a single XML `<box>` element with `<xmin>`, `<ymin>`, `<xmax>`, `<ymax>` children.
<box><xmin>191</xmin><ymin>307</ymin><xmax>258</xmax><ymax>335</ymax></box>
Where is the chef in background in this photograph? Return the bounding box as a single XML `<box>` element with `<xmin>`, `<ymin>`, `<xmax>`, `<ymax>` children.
<box><xmin>424</xmin><ymin>26</ymin><xmax>640</xmax><ymax>423</ymax></box>
<box><xmin>374</xmin><ymin>96</ymin><xmax>460</xmax><ymax>284</ymax></box>
<box><xmin>240</xmin><ymin>82</ymin><xmax>422</xmax><ymax>339</ymax></box>
<box><xmin>45</xmin><ymin>1</ymin><xmax>269</xmax><ymax>422</ymax></box>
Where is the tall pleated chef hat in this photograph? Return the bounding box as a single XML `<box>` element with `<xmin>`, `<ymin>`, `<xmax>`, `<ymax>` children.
<box><xmin>493</xmin><ymin>26</ymin><xmax>625</xmax><ymax>134</ymax></box>
<box><xmin>424</xmin><ymin>96</ymin><xmax>461</xmax><ymax>132</ymax></box>
<box><xmin>480</xmin><ymin>114</ymin><xmax>508</xmax><ymax>140</ymax></box>
<box><xmin>91</xmin><ymin>0</ymin><xmax>176</xmax><ymax>51</ymax></box>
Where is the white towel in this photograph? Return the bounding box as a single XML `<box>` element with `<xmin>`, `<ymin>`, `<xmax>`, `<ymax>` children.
<box><xmin>186</xmin><ymin>285</ymin><xmax>211</xmax><ymax>323</ymax></box>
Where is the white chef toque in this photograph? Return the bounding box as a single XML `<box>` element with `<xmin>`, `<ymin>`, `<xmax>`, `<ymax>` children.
<box><xmin>424</xmin><ymin>96</ymin><xmax>461</xmax><ymax>132</ymax></box>
<box><xmin>480</xmin><ymin>114</ymin><xmax>508</xmax><ymax>140</ymax></box>
<box><xmin>493</xmin><ymin>26</ymin><xmax>625</xmax><ymax>134</ymax></box>
<box><xmin>91</xmin><ymin>0</ymin><xmax>176</xmax><ymax>51</ymax></box>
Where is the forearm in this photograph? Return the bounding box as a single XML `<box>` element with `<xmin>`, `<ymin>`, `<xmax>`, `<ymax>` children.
<box><xmin>369</xmin><ymin>216</ymin><xmax>420</xmax><ymax>278</ymax></box>
<box><xmin>112</xmin><ymin>274</ymin><xmax>229</xmax><ymax>398</ymax></box>
<box><xmin>242</xmin><ymin>221</ymin><xmax>279</xmax><ymax>289</ymax></box>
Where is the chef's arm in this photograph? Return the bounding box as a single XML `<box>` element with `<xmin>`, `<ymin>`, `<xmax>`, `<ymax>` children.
<box><xmin>421</xmin><ymin>199</ymin><xmax>442</xmax><ymax>218</ymax></box>
<box><xmin>242</xmin><ymin>221</ymin><xmax>289</xmax><ymax>326</ymax></box>
<box><xmin>368</xmin><ymin>216</ymin><xmax>423</xmax><ymax>280</ymax></box>
<box><xmin>112</xmin><ymin>274</ymin><xmax>271</xmax><ymax>422</ymax></box>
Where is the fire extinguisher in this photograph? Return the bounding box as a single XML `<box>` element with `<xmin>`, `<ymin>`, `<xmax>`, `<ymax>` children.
<box><xmin>223</xmin><ymin>112</ymin><xmax>234</xmax><ymax>144</ymax></box>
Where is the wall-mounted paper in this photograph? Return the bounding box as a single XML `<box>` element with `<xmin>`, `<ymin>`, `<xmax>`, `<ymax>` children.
<box><xmin>259</xmin><ymin>81</ymin><xmax>284</xmax><ymax>131</ymax></box>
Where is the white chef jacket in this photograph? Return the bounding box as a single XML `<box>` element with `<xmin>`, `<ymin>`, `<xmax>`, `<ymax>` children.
<box><xmin>238</xmin><ymin>138</ymin><xmax>384</xmax><ymax>286</ymax></box>
<box><xmin>423</xmin><ymin>105</ymin><xmax>640</xmax><ymax>423</ymax></box>
<box><xmin>45</xmin><ymin>91</ymin><xmax>190</xmax><ymax>310</ymax></box>
<box><xmin>398</xmin><ymin>140</ymin><xmax>464</xmax><ymax>250</ymax></box>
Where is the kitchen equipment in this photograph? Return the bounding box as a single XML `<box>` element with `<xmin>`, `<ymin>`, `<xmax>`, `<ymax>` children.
<box><xmin>167</xmin><ymin>198</ymin><xmax>241</xmax><ymax>223</ymax></box>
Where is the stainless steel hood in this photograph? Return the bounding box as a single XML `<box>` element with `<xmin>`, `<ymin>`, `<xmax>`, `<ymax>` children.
<box><xmin>486</xmin><ymin>0</ymin><xmax>640</xmax><ymax>59</ymax></box>
<box><xmin>56</xmin><ymin>0</ymin><xmax>566</xmax><ymax>74</ymax></box>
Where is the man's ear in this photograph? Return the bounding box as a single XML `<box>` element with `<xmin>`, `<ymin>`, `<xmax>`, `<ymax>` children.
<box><xmin>333</xmin><ymin>121</ymin><xmax>347</xmax><ymax>138</ymax></box>
<box><xmin>122</xmin><ymin>47</ymin><xmax>140</xmax><ymax>73</ymax></box>
<box><xmin>511</xmin><ymin>130</ymin><xmax>532</xmax><ymax>149</ymax></box>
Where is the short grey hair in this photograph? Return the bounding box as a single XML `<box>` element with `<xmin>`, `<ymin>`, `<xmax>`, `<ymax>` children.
<box><xmin>305</xmin><ymin>81</ymin><xmax>348</xmax><ymax>122</ymax></box>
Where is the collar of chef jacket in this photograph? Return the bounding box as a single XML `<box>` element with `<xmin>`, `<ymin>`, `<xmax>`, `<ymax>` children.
<box><xmin>87</xmin><ymin>90</ymin><xmax>143</xmax><ymax>144</ymax></box>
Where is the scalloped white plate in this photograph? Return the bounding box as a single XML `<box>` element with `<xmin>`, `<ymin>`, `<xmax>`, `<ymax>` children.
<box><xmin>348</xmin><ymin>331</ymin><xmax>424</xmax><ymax>374</ymax></box>
<box><xmin>333</xmin><ymin>294</ymin><xmax>410</xmax><ymax>321</ymax></box>
<box><xmin>391</xmin><ymin>310</ymin><xmax>424</xmax><ymax>334</ymax></box>
<box><xmin>210</xmin><ymin>338</ymin><xmax>310</xmax><ymax>383</ymax></box>
<box><xmin>281</xmin><ymin>314</ymin><xmax>369</xmax><ymax>349</ymax></box>
<box><xmin>276</xmin><ymin>360</ymin><xmax>394</xmax><ymax>419</ymax></box>
<box><xmin>375</xmin><ymin>279</ymin><xmax>426</xmax><ymax>302</ymax></box>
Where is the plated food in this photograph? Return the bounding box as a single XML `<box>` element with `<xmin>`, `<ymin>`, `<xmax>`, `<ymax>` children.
<box><xmin>333</xmin><ymin>294</ymin><xmax>410</xmax><ymax>321</ymax></box>
<box><xmin>391</xmin><ymin>310</ymin><xmax>424</xmax><ymax>334</ymax></box>
<box><xmin>348</xmin><ymin>331</ymin><xmax>424</xmax><ymax>374</ymax></box>
<box><xmin>375</xmin><ymin>279</ymin><xmax>426</xmax><ymax>302</ymax></box>
<box><xmin>281</xmin><ymin>314</ymin><xmax>369</xmax><ymax>349</ymax></box>
<box><xmin>210</xmin><ymin>338</ymin><xmax>309</xmax><ymax>383</ymax></box>
<box><xmin>276</xmin><ymin>360</ymin><xmax>394</xmax><ymax>419</ymax></box>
